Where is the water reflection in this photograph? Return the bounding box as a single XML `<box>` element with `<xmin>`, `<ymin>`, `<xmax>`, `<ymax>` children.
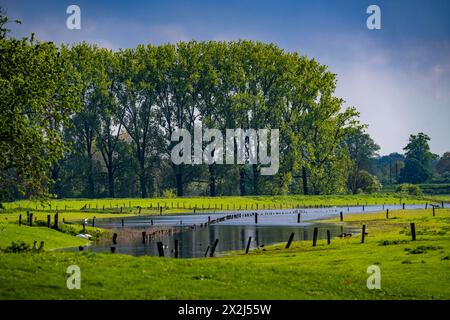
<box><xmin>70</xmin><ymin>204</ymin><xmax>429</xmax><ymax>258</ymax></box>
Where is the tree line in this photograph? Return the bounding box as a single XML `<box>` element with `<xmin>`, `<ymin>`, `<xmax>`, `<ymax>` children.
<box><xmin>1</xmin><ymin>8</ymin><xmax>448</xmax><ymax>201</ymax></box>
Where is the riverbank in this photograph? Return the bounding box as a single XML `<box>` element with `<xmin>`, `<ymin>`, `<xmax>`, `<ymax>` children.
<box><xmin>0</xmin><ymin>208</ymin><xmax>449</xmax><ymax>299</ymax></box>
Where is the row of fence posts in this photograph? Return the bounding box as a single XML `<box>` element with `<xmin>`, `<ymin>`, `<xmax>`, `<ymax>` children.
<box><xmin>14</xmin><ymin>200</ymin><xmax>446</xmax><ymax>213</ymax></box>
<box><xmin>18</xmin><ymin>211</ymin><xmax>59</xmax><ymax>229</ymax></box>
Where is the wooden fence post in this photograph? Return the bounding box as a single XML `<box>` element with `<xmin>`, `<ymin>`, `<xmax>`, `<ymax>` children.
<box><xmin>245</xmin><ymin>236</ymin><xmax>252</xmax><ymax>254</ymax></box>
<box><xmin>92</xmin><ymin>217</ymin><xmax>95</xmax><ymax>227</ymax></box>
<box><xmin>121</xmin><ymin>219</ymin><xmax>124</xmax><ymax>227</ymax></box>
<box><xmin>29</xmin><ymin>213</ymin><xmax>33</xmax><ymax>227</ymax></box>
<box><xmin>410</xmin><ymin>223</ymin><xmax>416</xmax><ymax>241</ymax></box>
<box><xmin>340</xmin><ymin>211</ymin><xmax>343</xmax><ymax>222</ymax></box>
<box><xmin>361</xmin><ymin>225</ymin><xmax>366</xmax><ymax>243</ymax></box>
<box><xmin>285</xmin><ymin>232</ymin><xmax>295</xmax><ymax>249</ymax></box>
<box><xmin>209</xmin><ymin>239</ymin><xmax>219</xmax><ymax>257</ymax></box>
<box><xmin>312</xmin><ymin>227</ymin><xmax>318</xmax><ymax>247</ymax></box>
<box><xmin>386</xmin><ymin>209</ymin><xmax>389</xmax><ymax>219</ymax></box>
<box><xmin>142</xmin><ymin>232</ymin><xmax>146</xmax><ymax>244</ymax></box>
<box><xmin>54</xmin><ymin>212</ymin><xmax>58</xmax><ymax>229</ymax></box>
<box><xmin>255</xmin><ymin>212</ymin><xmax>258</xmax><ymax>224</ymax></box>
<box><xmin>46</xmin><ymin>215</ymin><xmax>50</xmax><ymax>228</ymax></box>
<box><xmin>297</xmin><ymin>213</ymin><xmax>301</xmax><ymax>223</ymax></box>
<box><xmin>204</xmin><ymin>245</ymin><xmax>210</xmax><ymax>257</ymax></box>
<box><xmin>327</xmin><ymin>230</ymin><xmax>331</xmax><ymax>245</ymax></box>
<box><xmin>433</xmin><ymin>206</ymin><xmax>435</xmax><ymax>217</ymax></box>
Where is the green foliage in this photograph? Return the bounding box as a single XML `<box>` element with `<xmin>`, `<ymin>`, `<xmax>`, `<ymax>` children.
<box><xmin>437</xmin><ymin>152</ymin><xmax>450</xmax><ymax>175</ymax></box>
<box><xmin>352</xmin><ymin>170</ymin><xmax>381</xmax><ymax>194</ymax></box>
<box><xmin>0</xmin><ymin>34</ymin><xmax>81</xmax><ymax>201</ymax></box>
<box><xmin>396</xmin><ymin>183</ymin><xmax>423</xmax><ymax>196</ymax></box>
<box><xmin>399</xmin><ymin>133</ymin><xmax>436</xmax><ymax>184</ymax></box>
<box><xmin>3</xmin><ymin>241</ymin><xmax>30</xmax><ymax>253</ymax></box>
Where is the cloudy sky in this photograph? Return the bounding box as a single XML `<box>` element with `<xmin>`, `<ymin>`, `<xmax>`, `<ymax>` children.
<box><xmin>3</xmin><ymin>0</ymin><xmax>449</xmax><ymax>155</ymax></box>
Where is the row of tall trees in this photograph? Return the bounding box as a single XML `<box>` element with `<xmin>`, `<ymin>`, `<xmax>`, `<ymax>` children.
<box><xmin>48</xmin><ymin>41</ymin><xmax>363</xmax><ymax>199</ymax></box>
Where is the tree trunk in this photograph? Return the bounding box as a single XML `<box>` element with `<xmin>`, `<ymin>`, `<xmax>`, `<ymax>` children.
<box><xmin>252</xmin><ymin>164</ymin><xmax>260</xmax><ymax>195</ymax></box>
<box><xmin>139</xmin><ymin>157</ymin><xmax>147</xmax><ymax>198</ymax></box>
<box><xmin>239</xmin><ymin>167</ymin><xmax>246</xmax><ymax>196</ymax></box>
<box><xmin>107</xmin><ymin>164</ymin><xmax>115</xmax><ymax>198</ymax></box>
<box><xmin>209</xmin><ymin>165</ymin><xmax>216</xmax><ymax>197</ymax></box>
<box><xmin>302</xmin><ymin>166</ymin><xmax>308</xmax><ymax>195</ymax></box>
<box><xmin>176</xmin><ymin>171</ymin><xmax>183</xmax><ymax>197</ymax></box>
<box><xmin>86</xmin><ymin>143</ymin><xmax>95</xmax><ymax>198</ymax></box>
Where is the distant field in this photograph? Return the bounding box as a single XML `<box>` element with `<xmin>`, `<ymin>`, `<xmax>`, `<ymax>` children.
<box><xmin>1</xmin><ymin>194</ymin><xmax>445</xmax><ymax>224</ymax></box>
<box><xmin>1</xmin><ymin>193</ymin><xmax>437</xmax><ymax>213</ymax></box>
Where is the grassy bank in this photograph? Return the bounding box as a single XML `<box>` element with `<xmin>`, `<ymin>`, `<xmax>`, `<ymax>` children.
<box><xmin>0</xmin><ymin>221</ymin><xmax>89</xmax><ymax>250</ymax></box>
<box><xmin>0</xmin><ymin>208</ymin><xmax>449</xmax><ymax>299</ymax></box>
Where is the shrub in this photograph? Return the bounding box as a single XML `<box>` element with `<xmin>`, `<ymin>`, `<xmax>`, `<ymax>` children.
<box><xmin>396</xmin><ymin>183</ymin><xmax>422</xmax><ymax>196</ymax></box>
<box><xmin>162</xmin><ymin>189</ymin><xmax>176</xmax><ymax>198</ymax></box>
<box><xmin>4</xmin><ymin>241</ymin><xmax>31</xmax><ymax>253</ymax></box>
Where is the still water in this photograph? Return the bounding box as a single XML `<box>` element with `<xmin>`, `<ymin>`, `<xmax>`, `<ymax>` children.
<box><xmin>74</xmin><ymin>204</ymin><xmax>429</xmax><ymax>258</ymax></box>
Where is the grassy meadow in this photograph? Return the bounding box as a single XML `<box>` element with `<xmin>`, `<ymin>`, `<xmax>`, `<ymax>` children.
<box><xmin>0</xmin><ymin>201</ymin><xmax>449</xmax><ymax>299</ymax></box>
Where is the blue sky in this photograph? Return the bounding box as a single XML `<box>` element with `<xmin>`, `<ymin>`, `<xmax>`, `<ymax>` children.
<box><xmin>2</xmin><ymin>0</ymin><xmax>450</xmax><ymax>155</ymax></box>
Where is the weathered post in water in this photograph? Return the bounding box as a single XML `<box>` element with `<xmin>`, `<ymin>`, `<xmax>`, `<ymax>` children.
<box><xmin>361</xmin><ymin>225</ymin><xmax>366</xmax><ymax>244</ymax></box>
<box><xmin>255</xmin><ymin>212</ymin><xmax>258</xmax><ymax>224</ymax></box>
<box><xmin>285</xmin><ymin>232</ymin><xmax>295</xmax><ymax>249</ymax></box>
<box><xmin>245</xmin><ymin>236</ymin><xmax>252</xmax><ymax>254</ymax></box>
<box><xmin>92</xmin><ymin>217</ymin><xmax>95</xmax><ymax>227</ymax></box>
<box><xmin>312</xmin><ymin>227</ymin><xmax>318</xmax><ymax>247</ymax></box>
<box><xmin>121</xmin><ymin>219</ymin><xmax>124</xmax><ymax>227</ymax></box>
<box><xmin>410</xmin><ymin>223</ymin><xmax>416</xmax><ymax>241</ymax></box>
<box><xmin>157</xmin><ymin>242</ymin><xmax>164</xmax><ymax>257</ymax></box>
<box><xmin>142</xmin><ymin>232</ymin><xmax>146</xmax><ymax>244</ymax></box>
<box><xmin>297</xmin><ymin>213</ymin><xmax>301</xmax><ymax>223</ymax></box>
<box><xmin>111</xmin><ymin>233</ymin><xmax>118</xmax><ymax>253</ymax></box>
<box><xmin>210</xmin><ymin>239</ymin><xmax>219</xmax><ymax>257</ymax></box>
<box><xmin>204</xmin><ymin>245</ymin><xmax>210</xmax><ymax>257</ymax></box>
<box><xmin>403</xmin><ymin>203</ymin><xmax>405</xmax><ymax>210</ymax></box>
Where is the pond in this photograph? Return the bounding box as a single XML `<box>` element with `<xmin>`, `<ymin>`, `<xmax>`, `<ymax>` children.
<box><xmin>70</xmin><ymin>204</ymin><xmax>429</xmax><ymax>258</ymax></box>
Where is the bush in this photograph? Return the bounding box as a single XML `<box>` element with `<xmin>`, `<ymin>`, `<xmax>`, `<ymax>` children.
<box><xmin>162</xmin><ymin>189</ymin><xmax>176</xmax><ymax>198</ymax></box>
<box><xmin>4</xmin><ymin>241</ymin><xmax>31</xmax><ymax>253</ymax></box>
<box><xmin>396</xmin><ymin>183</ymin><xmax>423</xmax><ymax>196</ymax></box>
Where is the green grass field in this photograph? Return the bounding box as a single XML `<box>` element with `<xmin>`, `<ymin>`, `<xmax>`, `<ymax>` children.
<box><xmin>1</xmin><ymin>193</ymin><xmax>440</xmax><ymax>218</ymax></box>
<box><xmin>0</xmin><ymin>206</ymin><xmax>449</xmax><ymax>299</ymax></box>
